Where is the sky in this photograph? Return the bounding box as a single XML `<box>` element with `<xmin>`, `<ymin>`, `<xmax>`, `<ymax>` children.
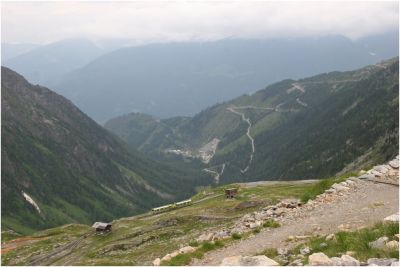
<box><xmin>1</xmin><ymin>1</ymin><xmax>399</xmax><ymax>45</ymax></box>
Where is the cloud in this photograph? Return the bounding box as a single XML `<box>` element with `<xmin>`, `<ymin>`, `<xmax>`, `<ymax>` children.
<box><xmin>1</xmin><ymin>1</ymin><xmax>398</xmax><ymax>44</ymax></box>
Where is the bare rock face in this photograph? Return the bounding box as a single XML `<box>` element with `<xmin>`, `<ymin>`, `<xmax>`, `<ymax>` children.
<box><xmin>308</xmin><ymin>252</ymin><xmax>333</xmax><ymax>266</ymax></box>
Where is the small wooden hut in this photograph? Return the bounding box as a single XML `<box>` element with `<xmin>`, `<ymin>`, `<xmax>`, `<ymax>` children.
<box><xmin>224</xmin><ymin>188</ymin><xmax>238</xmax><ymax>199</ymax></box>
<box><xmin>92</xmin><ymin>222</ymin><xmax>112</xmax><ymax>233</ymax></box>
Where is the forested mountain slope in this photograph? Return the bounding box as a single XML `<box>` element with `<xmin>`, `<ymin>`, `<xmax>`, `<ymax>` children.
<box><xmin>106</xmin><ymin>58</ymin><xmax>399</xmax><ymax>183</ymax></box>
<box><xmin>1</xmin><ymin>67</ymin><xmax>212</xmax><ymax>234</ymax></box>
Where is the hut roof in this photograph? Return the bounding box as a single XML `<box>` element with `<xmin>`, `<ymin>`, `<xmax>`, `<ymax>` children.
<box><xmin>92</xmin><ymin>222</ymin><xmax>112</xmax><ymax>229</ymax></box>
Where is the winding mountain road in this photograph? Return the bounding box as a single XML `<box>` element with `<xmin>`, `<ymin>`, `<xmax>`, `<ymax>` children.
<box><xmin>227</xmin><ymin>106</ymin><xmax>255</xmax><ymax>173</ymax></box>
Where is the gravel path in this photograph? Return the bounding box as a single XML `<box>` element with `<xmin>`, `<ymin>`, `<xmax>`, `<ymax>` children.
<box><xmin>192</xmin><ymin>180</ymin><xmax>399</xmax><ymax>265</ymax></box>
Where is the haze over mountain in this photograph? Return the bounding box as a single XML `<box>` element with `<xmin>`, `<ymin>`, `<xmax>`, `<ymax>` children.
<box><xmin>1</xmin><ymin>43</ymin><xmax>40</xmax><ymax>61</ymax></box>
<box><xmin>53</xmin><ymin>32</ymin><xmax>398</xmax><ymax>123</ymax></box>
<box><xmin>105</xmin><ymin>58</ymin><xmax>399</xmax><ymax>184</ymax></box>
<box><xmin>1</xmin><ymin>67</ymin><xmax>212</xmax><ymax>234</ymax></box>
<box><xmin>2</xmin><ymin>39</ymin><xmax>110</xmax><ymax>87</ymax></box>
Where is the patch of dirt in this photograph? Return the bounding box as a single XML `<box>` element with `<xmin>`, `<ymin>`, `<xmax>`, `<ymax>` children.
<box><xmin>1</xmin><ymin>236</ymin><xmax>48</xmax><ymax>255</ymax></box>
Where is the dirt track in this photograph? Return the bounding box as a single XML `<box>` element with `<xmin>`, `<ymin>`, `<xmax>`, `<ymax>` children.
<box><xmin>192</xmin><ymin>180</ymin><xmax>399</xmax><ymax>265</ymax></box>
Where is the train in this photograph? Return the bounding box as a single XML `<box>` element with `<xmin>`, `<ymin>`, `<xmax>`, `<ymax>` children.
<box><xmin>151</xmin><ymin>199</ymin><xmax>192</xmax><ymax>213</ymax></box>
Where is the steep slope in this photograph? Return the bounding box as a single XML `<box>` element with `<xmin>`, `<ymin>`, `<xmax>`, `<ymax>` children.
<box><xmin>106</xmin><ymin>58</ymin><xmax>399</xmax><ymax>183</ymax></box>
<box><xmin>57</xmin><ymin>34</ymin><xmax>398</xmax><ymax>122</ymax></box>
<box><xmin>1</xmin><ymin>67</ymin><xmax>212</xmax><ymax>234</ymax></box>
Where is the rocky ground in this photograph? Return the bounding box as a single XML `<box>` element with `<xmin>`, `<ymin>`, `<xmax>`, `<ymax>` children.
<box><xmin>153</xmin><ymin>156</ymin><xmax>399</xmax><ymax>266</ymax></box>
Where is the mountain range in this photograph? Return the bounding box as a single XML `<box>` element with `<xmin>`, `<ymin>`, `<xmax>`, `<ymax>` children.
<box><xmin>105</xmin><ymin>57</ymin><xmax>399</xmax><ymax>184</ymax></box>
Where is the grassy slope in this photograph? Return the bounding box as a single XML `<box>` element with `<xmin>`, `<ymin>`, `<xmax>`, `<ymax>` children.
<box><xmin>2</xmin><ymin>180</ymin><xmax>317</xmax><ymax>266</ymax></box>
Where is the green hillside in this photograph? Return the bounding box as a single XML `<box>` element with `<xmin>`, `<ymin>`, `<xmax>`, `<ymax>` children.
<box><xmin>1</xmin><ymin>67</ymin><xmax>213</xmax><ymax>234</ymax></box>
<box><xmin>105</xmin><ymin>58</ymin><xmax>399</xmax><ymax>183</ymax></box>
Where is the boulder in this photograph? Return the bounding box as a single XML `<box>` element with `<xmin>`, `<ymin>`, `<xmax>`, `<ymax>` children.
<box><xmin>152</xmin><ymin>258</ymin><xmax>161</xmax><ymax>266</ymax></box>
<box><xmin>383</xmin><ymin>213</ymin><xmax>399</xmax><ymax>222</ymax></box>
<box><xmin>369</xmin><ymin>237</ymin><xmax>389</xmax><ymax>250</ymax></box>
<box><xmin>331</xmin><ymin>183</ymin><xmax>349</xmax><ymax>192</ymax></box>
<box><xmin>386</xmin><ymin>240</ymin><xmax>399</xmax><ymax>250</ymax></box>
<box><xmin>330</xmin><ymin>257</ymin><xmax>342</xmax><ymax>265</ymax></box>
<box><xmin>221</xmin><ymin>256</ymin><xmax>242</xmax><ymax>266</ymax></box>
<box><xmin>325</xmin><ymin>188</ymin><xmax>336</xmax><ymax>194</ymax></box>
<box><xmin>274</xmin><ymin>208</ymin><xmax>287</xmax><ymax>216</ymax></box>
<box><xmin>240</xmin><ymin>255</ymin><xmax>279</xmax><ymax>266</ymax></box>
<box><xmin>170</xmin><ymin>251</ymin><xmax>179</xmax><ymax>258</ymax></box>
<box><xmin>179</xmin><ymin>246</ymin><xmax>196</xmax><ymax>254</ymax></box>
<box><xmin>389</xmin><ymin>160</ymin><xmax>399</xmax><ymax>169</ymax></box>
<box><xmin>326</xmin><ymin>233</ymin><xmax>335</xmax><ymax>241</ymax></box>
<box><xmin>374</xmin><ymin>165</ymin><xmax>390</xmax><ymax>174</ymax></box>
<box><xmin>367</xmin><ymin>258</ymin><xmax>398</xmax><ymax>266</ymax></box>
<box><xmin>340</xmin><ymin>254</ymin><xmax>360</xmax><ymax>266</ymax></box>
<box><xmin>161</xmin><ymin>254</ymin><xmax>172</xmax><ymax>262</ymax></box>
<box><xmin>308</xmin><ymin>252</ymin><xmax>333</xmax><ymax>266</ymax></box>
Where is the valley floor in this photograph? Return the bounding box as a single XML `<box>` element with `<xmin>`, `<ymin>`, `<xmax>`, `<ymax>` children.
<box><xmin>193</xmin><ymin>179</ymin><xmax>399</xmax><ymax>265</ymax></box>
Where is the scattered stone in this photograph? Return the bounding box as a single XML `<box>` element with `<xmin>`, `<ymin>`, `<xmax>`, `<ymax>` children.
<box><xmin>277</xmin><ymin>247</ymin><xmax>288</xmax><ymax>255</ymax></box>
<box><xmin>308</xmin><ymin>252</ymin><xmax>333</xmax><ymax>266</ymax></box>
<box><xmin>383</xmin><ymin>213</ymin><xmax>399</xmax><ymax>222</ymax></box>
<box><xmin>358</xmin><ymin>174</ymin><xmax>375</xmax><ymax>180</ymax></box>
<box><xmin>325</xmin><ymin>188</ymin><xmax>336</xmax><ymax>194</ymax></box>
<box><xmin>240</xmin><ymin>255</ymin><xmax>279</xmax><ymax>266</ymax></box>
<box><xmin>389</xmin><ymin>160</ymin><xmax>399</xmax><ymax>169</ymax></box>
<box><xmin>152</xmin><ymin>258</ymin><xmax>161</xmax><ymax>266</ymax></box>
<box><xmin>288</xmin><ymin>235</ymin><xmax>295</xmax><ymax>241</ymax></box>
<box><xmin>386</xmin><ymin>240</ymin><xmax>399</xmax><ymax>250</ymax></box>
<box><xmin>221</xmin><ymin>255</ymin><xmax>242</xmax><ymax>266</ymax></box>
<box><xmin>197</xmin><ymin>232</ymin><xmax>214</xmax><ymax>242</ymax></box>
<box><xmin>374</xmin><ymin>165</ymin><xmax>390</xmax><ymax>174</ymax></box>
<box><xmin>300</xmin><ymin>246</ymin><xmax>311</xmax><ymax>255</ymax></box>
<box><xmin>220</xmin><ymin>255</ymin><xmax>279</xmax><ymax>266</ymax></box>
<box><xmin>290</xmin><ymin>259</ymin><xmax>304</xmax><ymax>266</ymax></box>
<box><xmin>341</xmin><ymin>254</ymin><xmax>360</xmax><ymax>266</ymax></box>
<box><xmin>338</xmin><ymin>223</ymin><xmax>352</xmax><ymax>231</ymax></box>
<box><xmin>391</xmin><ymin>261</ymin><xmax>399</xmax><ymax>266</ymax></box>
<box><xmin>331</xmin><ymin>183</ymin><xmax>350</xmax><ymax>192</ymax></box>
<box><xmin>295</xmin><ymin>235</ymin><xmax>311</xmax><ymax>240</ymax></box>
<box><xmin>369</xmin><ymin>236</ymin><xmax>389</xmax><ymax>250</ymax></box>
<box><xmin>319</xmin><ymin>242</ymin><xmax>328</xmax><ymax>249</ymax></box>
<box><xmin>326</xmin><ymin>233</ymin><xmax>335</xmax><ymax>241</ymax></box>
<box><xmin>179</xmin><ymin>246</ymin><xmax>196</xmax><ymax>254</ymax></box>
<box><xmin>367</xmin><ymin>258</ymin><xmax>398</xmax><ymax>266</ymax></box>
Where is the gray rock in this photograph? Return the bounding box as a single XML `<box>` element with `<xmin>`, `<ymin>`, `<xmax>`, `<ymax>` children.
<box><xmin>369</xmin><ymin>237</ymin><xmax>389</xmax><ymax>249</ymax></box>
<box><xmin>391</xmin><ymin>261</ymin><xmax>399</xmax><ymax>266</ymax></box>
<box><xmin>358</xmin><ymin>174</ymin><xmax>375</xmax><ymax>180</ymax></box>
<box><xmin>367</xmin><ymin>258</ymin><xmax>397</xmax><ymax>266</ymax></box>
<box><xmin>319</xmin><ymin>242</ymin><xmax>328</xmax><ymax>248</ymax></box>
<box><xmin>300</xmin><ymin>246</ymin><xmax>311</xmax><ymax>255</ymax></box>
<box><xmin>278</xmin><ymin>247</ymin><xmax>289</xmax><ymax>255</ymax></box>
<box><xmin>325</xmin><ymin>188</ymin><xmax>336</xmax><ymax>194</ymax></box>
<box><xmin>374</xmin><ymin>165</ymin><xmax>390</xmax><ymax>174</ymax></box>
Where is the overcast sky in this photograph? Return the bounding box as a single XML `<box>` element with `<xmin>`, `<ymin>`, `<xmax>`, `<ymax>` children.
<box><xmin>2</xmin><ymin>1</ymin><xmax>399</xmax><ymax>45</ymax></box>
